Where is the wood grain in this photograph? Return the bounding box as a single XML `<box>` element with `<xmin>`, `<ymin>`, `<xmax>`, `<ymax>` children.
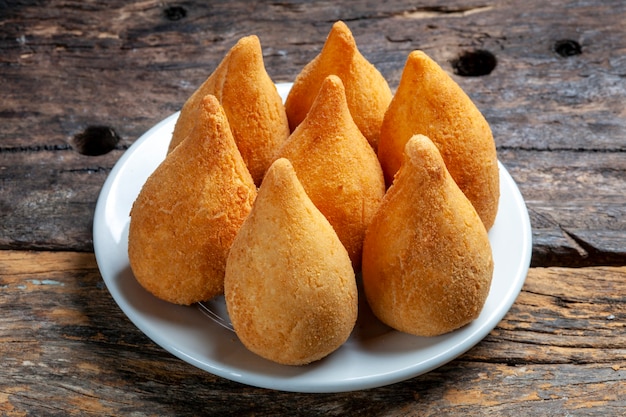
<box><xmin>1</xmin><ymin>2</ymin><xmax>625</xmax><ymax>415</ymax></box>
<box><xmin>1</xmin><ymin>251</ymin><xmax>624</xmax><ymax>416</ymax></box>
<box><xmin>1</xmin><ymin>0</ymin><xmax>625</xmax><ymax>266</ymax></box>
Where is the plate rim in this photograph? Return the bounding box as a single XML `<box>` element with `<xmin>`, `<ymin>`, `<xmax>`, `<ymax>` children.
<box><xmin>93</xmin><ymin>82</ymin><xmax>532</xmax><ymax>393</ymax></box>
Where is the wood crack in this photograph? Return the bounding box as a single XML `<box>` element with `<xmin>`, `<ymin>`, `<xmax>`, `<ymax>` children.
<box><xmin>465</xmin><ymin>350</ymin><xmax>625</xmax><ymax>366</ymax></box>
<box><xmin>397</xmin><ymin>5</ymin><xmax>494</xmax><ymax>19</ymax></box>
<box><xmin>559</xmin><ymin>226</ymin><xmax>593</xmax><ymax>260</ymax></box>
<box><xmin>497</xmin><ymin>146</ymin><xmax>626</xmax><ymax>153</ymax></box>
<box><xmin>0</xmin><ymin>144</ymin><xmax>73</xmax><ymax>153</ymax></box>
<box><xmin>326</xmin><ymin>4</ymin><xmax>494</xmax><ymax>24</ymax></box>
<box><xmin>61</xmin><ymin>167</ymin><xmax>112</xmax><ymax>174</ymax></box>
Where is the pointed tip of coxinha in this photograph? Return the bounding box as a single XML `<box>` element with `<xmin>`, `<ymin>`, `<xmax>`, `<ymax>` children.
<box><xmin>169</xmin><ymin>34</ymin><xmax>289</xmax><ymax>186</ymax></box>
<box><xmin>284</xmin><ymin>22</ymin><xmax>357</xmax><ymax>132</ymax></box>
<box><xmin>265</xmin><ymin>156</ymin><xmax>292</xmax><ymax>179</ymax></box>
<box><xmin>193</xmin><ymin>94</ymin><xmax>227</xmax><ymax>144</ymax></box>
<box><xmin>177</xmin><ymin>94</ymin><xmax>249</xmax><ymax>175</ymax></box>
<box><xmin>150</xmin><ymin>94</ymin><xmax>251</xmax><ymax>186</ymax></box>
<box><xmin>234</xmin><ymin>34</ymin><xmax>261</xmax><ymax>49</ymax></box>
<box><xmin>221</xmin><ymin>34</ymin><xmax>262</xmax><ymax>72</ymax></box>
<box><xmin>250</xmin><ymin>157</ymin><xmax>335</xmax><ymax>240</ymax></box>
<box><xmin>327</xmin><ymin>20</ymin><xmax>357</xmax><ymax>49</ymax></box>
<box><xmin>285</xmin><ymin>21</ymin><xmax>392</xmax><ymax>150</ymax></box>
<box><xmin>317</xmin><ymin>73</ymin><xmax>345</xmax><ymax>104</ymax></box>
<box><xmin>298</xmin><ymin>74</ymin><xmax>352</xmax><ymax>132</ymax></box>
<box><xmin>401</xmin><ymin>133</ymin><xmax>447</xmax><ymax>180</ymax></box>
<box><xmin>169</xmin><ymin>36</ymin><xmax>262</xmax><ymax>152</ymax></box>
<box><xmin>406</xmin><ymin>50</ymin><xmax>433</xmax><ymax>71</ymax></box>
<box><xmin>257</xmin><ymin>157</ymin><xmax>304</xmax><ymax>205</ymax></box>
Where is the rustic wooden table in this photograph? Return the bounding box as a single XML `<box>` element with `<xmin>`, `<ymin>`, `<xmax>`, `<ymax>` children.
<box><xmin>1</xmin><ymin>1</ymin><xmax>624</xmax><ymax>415</ymax></box>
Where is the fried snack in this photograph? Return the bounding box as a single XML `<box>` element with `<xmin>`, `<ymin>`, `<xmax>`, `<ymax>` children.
<box><xmin>378</xmin><ymin>50</ymin><xmax>499</xmax><ymax>230</ymax></box>
<box><xmin>362</xmin><ymin>135</ymin><xmax>493</xmax><ymax>337</ymax></box>
<box><xmin>275</xmin><ymin>75</ymin><xmax>385</xmax><ymax>270</ymax></box>
<box><xmin>128</xmin><ymin>95</ymin><xmax>257</xmax><ymax>305</ymax></box>
<box><xmin>168</xmin><ymin>35</ymin><xmax>290</xmax><ymax>185</ymax></box>
<box><xmin>225</xmin><ymin>158</ymin><xmax>358</xmax><ymax>366</ymax></box>
<box><xmin>284</xmin><ymin>21</ymin><xmax>392</xmax><ymax>151</ymax></box>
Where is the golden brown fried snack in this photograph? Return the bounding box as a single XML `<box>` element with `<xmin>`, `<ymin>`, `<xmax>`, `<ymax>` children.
<box><xmin>128</xmin><ymin>95</ymin><xmax>257</xmax><ymax>305</ymax></box>
<box><xmin>378</xmin><ymin>50</ymin><xmax>499</xmax><ymax>230</ymax></box>
<box><xmin>275</xmin><ymin>75</ymin><xmax>385</xmax><ymax>270</ymax></box>
<box><xmin>362</xmin><ymin>135</ymin><xmax>493</xmax><ymax>337</ymax></box>
<box><xmin>225</xmin><ymin>158</ymin><xmax>358</xmax><ymax>366</ymax></box>
<box><xmin>169</xmin><ymin>35</ymin><xmax>289</xmax><ymax>185</ymax></box>
<box><xmin>284</xmin><ymin>21</ymin><xmax>392</xmax><ymax>151</ymax></box>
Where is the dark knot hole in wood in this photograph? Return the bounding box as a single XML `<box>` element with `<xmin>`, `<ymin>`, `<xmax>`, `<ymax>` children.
<box><xmin>72</xmin><ymin>126</ymin><xmax>120</xmax><ymax>156</ymax></box>
<box><xmin>163</xmin><ymin>6</ymin><xmax>187</xmax><ymax>21</ymax></box>
<box><xmin>451</xmin><ymin>50</ymin><xmax>497</xmax><ymax>77</ymax></box>
<box><xmin>554</xmin><ymin>39</ymin><xmax>582</xmax><ymax>57</ymax></box>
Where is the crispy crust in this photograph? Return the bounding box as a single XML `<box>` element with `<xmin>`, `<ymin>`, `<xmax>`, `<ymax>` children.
<box><xmin>275</xmin><ymin>75</ymin><xmax>385</xmax><ymax>269</ymax></box>
<box><xmin>169</xmin><ymin>35</ymin><xmax>289</xmax><ymax>185</ymax></box>
<box><xmin>224</xmin><ymin>158</ymin><xmax>357</xmax><ymax>365</ymax></box>
<box><xmin>285</xmin><ymin>21</ymin><xmax>392</xmax><ymax>151</ymax></box>
<box><xmin>363</xmin><ymin>135</ymin><xmax>494</xmax><ymax>336</ymax></box>
<box><xmin>378</xmin><ymin>50</ymin><xmax>499</xmax><ymax>230</ymax></box>
<box><xmin>128</xmin><ymin>95</ymin><xmax>257</xmax><ymax>305</ymax></box>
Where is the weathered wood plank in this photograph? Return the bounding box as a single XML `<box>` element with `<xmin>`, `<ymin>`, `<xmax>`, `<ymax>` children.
<box><xmin>467</xmin><ymin>266</ymin><xmax>626</xmax><ymax>364</ymax></box>
<box><xmin>3</xmin><ymin>1</ymin><xmax>625</xmax><ymax>148</ymax></box>
<box><xmin>0</xmin><ymin>251</ymin><xmax>624</xmax><ymax>415</ymax></box>
<box><xmin>499</xmin><ymin>149</ymin><xmax>626</xmax><ymax>266</ymax></box>
<box><xmin>1</xmin><ymin>0</ymin><xmax>625</xmax><ymax>264</ymax></box>
<box><xmin>0</xmin><ymin>149</ymin><xmax>119</xmax><ymax>251</ymax></box>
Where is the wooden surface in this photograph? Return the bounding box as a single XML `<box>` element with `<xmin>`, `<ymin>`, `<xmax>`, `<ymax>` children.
<box><xmin>1</xmin><ymin>0</ymin><xmax>624</xmax><ymax>415</ymax></box>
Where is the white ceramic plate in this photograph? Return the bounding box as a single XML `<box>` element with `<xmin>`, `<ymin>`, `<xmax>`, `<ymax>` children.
<box><xmin>93</xmin><ymin>82</ymin><xmax>532</xmax><ymax>393</ymax></box>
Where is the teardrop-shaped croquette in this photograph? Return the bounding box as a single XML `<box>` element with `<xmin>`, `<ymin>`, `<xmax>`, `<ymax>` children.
<box><xmin>285</xmin><ymin>21</ymin><xmax>392</xmax><ymax>151</ymax></box>
<box><xmin>128</xmin><ymin>95</ymin><xmax>257</xmax><ymax>305</ymax></box>
<box><xmin>363</xmin><ymin>135</ymin><xmax>494</xmax><ymax>337</ymax></box>
<box><xmin>275</xmin><ymin>75</ymin><xmax>385</xmax><ymax>270</ymax></box>
<box><xmin>378</xmin><ymin>50</ymin><xmax>499</xmax><ymax>230</ymax></box>
<box><xmin>225</xmin><ymin>158</ymin><xmax>358</xmax><ymax>365</ymax></box>
<box><xmin>169</xmin><ymin>35</ymin><xmax>290</xmax><ymax>185</ymax></box>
